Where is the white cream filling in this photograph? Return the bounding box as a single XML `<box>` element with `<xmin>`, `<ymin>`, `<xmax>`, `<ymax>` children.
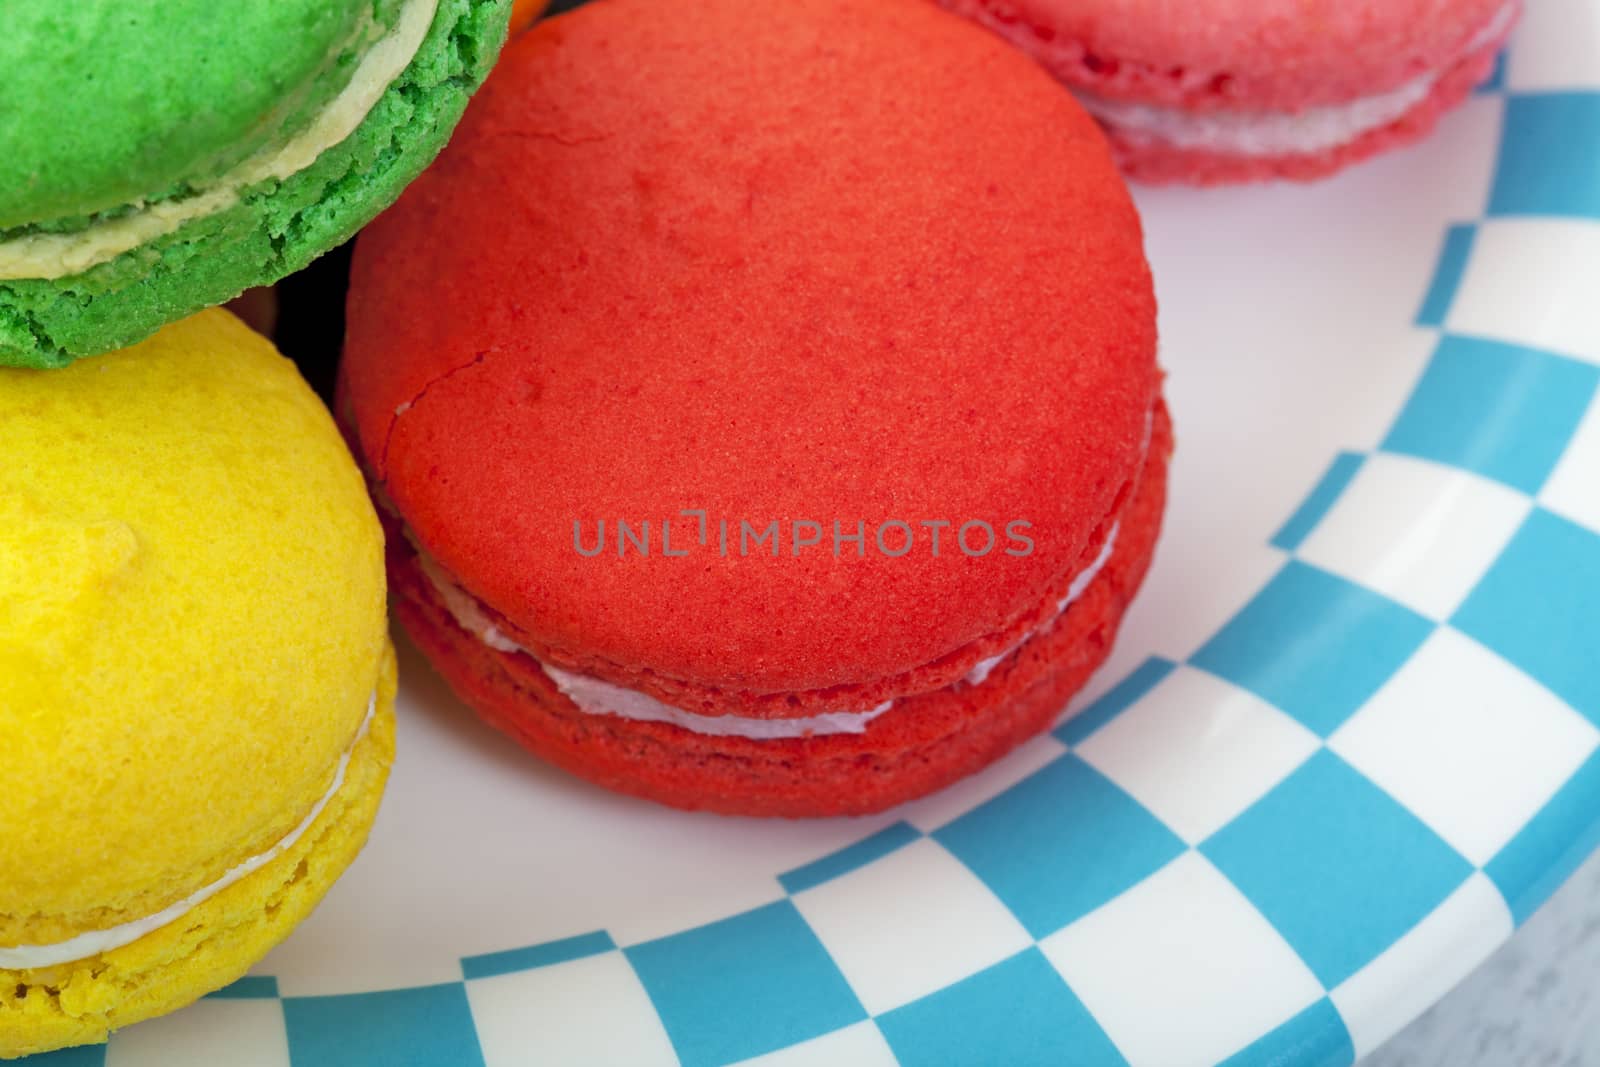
<box><xmin>964</xmin><ymin>521</ymin><xmax>1120</xmax><ymax>686</ymax></box>
<box><xmin>413</xmin><ymin>545</ymin><xmax>894</xmax><ymax>737</ymax></box>
<box><xmin>413</xmin><ymin>516</ymin><xmax>1120</xmax><ymax>738</ymax></box>
<box><xmin>416</xmin><ymin>548</ymin><xmax>527</xmax><ymax>655</ymax></box>
<box><xmin>1080</xmin><ymin>78</ymin><xmax>1434</xmax><ymax>155</ymax></box>
<box><xmin>0</xmin><ymin>694</ymin><xmax>377</xmax><ymax>971</ymax></box>
<box><xmin>544</xmin><ymin>664</ymin><xmax>896</xmax><ymax>739</ymax></box>
<box><xmin>0</xmin><ymin>0</ymin><xmax>440</xmax><ymax>281</ymax></box>
<box><xmin>1079</xmin><ymin>2</ymin><xmax>1515</xmax><ymax>157</ymax></box>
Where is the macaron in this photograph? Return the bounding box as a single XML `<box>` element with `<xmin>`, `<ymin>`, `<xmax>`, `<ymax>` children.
<box><xmin>936</xmin><ymin>0</ymin><xmax>1518</xmax><ymax>183</ymax></box>
<box><xmin>511</xmin><ymin>0</ymin><xmax>550</xmax><ymax>33</ymax></box>
<box><xmin>341</xmin><ymin>0</ymin><xmax>1169</xmax><ymax>817</ymax></box>
<box><xmin>0</xmin><ymin>310</ymin><xmax>394</xmax><ymax>1058</ymax></box>
<box><xmin>0</xmin><ymin>0</ymin><xmax>513</xmax><ymax>370</ymax></box>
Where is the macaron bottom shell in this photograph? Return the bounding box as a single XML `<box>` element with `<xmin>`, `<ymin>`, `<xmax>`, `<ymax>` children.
<box><xmin>393</xmin><ymin>404</ymin><xmax>1170</xmax><ymax>818</ymax></box>
<box><xmin>0</xmin><ymin>646</ymin><xmax>397</xmax><ymax>1061</ymax></box>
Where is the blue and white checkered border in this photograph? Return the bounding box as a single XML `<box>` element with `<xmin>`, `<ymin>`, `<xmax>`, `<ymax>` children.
<box><xmin>28</xmin><ymin>6</ymin><xmax>1600</xmax><ymax>1066</ymax></box>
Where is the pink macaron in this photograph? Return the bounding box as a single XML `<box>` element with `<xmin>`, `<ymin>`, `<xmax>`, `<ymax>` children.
<box><xmin>935</xmin><ymin>0</ymin><xmax>1519</xmax><ymax>183</ymax></box>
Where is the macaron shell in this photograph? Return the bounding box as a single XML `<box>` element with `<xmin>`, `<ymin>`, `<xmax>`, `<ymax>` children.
<box><xmin>344</xmin><ymin>0</ymin><xmax>1158</xmax><ymax>696</ymax></box>
<box><xmin>0</xmin><ymin>647</ymin><xmax>397</xmax><ymax>1060</ymax></box>
<box><xmin>935</xmin><ymin>0</ymin><xmax>1511</xmax><ymax>109</ymax></box>
<box><xmin>1110</xmin><ymin>28</ymin><xmax>1505</xmax><ymax>183</ymax></box>
<box><xmin>391</xmin><ymin>403</ymin><xmax>1169</xmax><ymax>816</ymax></box>
<box><xmin>0</xmin><ymin>309</ymin><xmax>385</xmax><ymax>944</ymax></box>
<box><xmin>0</xmin><ymin>0</ymin><xmax>377</xmax><ymax>228</ymax></box>
<box><xmin>0</xmin><ymin>0</ymin><xmax>512</xmax><ymax>369</ymax></box>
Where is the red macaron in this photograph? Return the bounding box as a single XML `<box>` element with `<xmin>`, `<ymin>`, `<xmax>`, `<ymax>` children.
<box><xmin>341</xmin><ymin>0</ymin><xmax>1171</xmax><ymax>816</ymax></box>
<box><xmin>937</xmin><ymin>0</ymin><xmax>1518</xmax><ymax>183</ymax></box>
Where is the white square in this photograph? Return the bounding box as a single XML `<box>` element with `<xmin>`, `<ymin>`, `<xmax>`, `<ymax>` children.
<box><xmin>1504</xmin><ymin>0</ymin><xmax>1600</xmax><ymax>91</ymax></box>
<box><xmin>1039</xmin><ymin>851</ymin><xmax>1324</xmax><ymax>1067</ymax></box>
<box><xmin>1448</xmin><ymin>219</ymin><xmax>1600</xmax><ymax>364</ymax></box>
<box><xmin>790</xmin><ymin>837</ymin><xmax>1032</xmax><ymax>1015</ymax></box>
<box><xmin>1297</xmin><ymin>452</ymin><xmax>1533</xmax><ymax>620</ymax></box>
<box><xmin>466</xmin><ymin>952</ymin><xmax>677</xmax><ymax>1067</ymax></box>
<box><xmin>1076</xmin><ymin>666</ymin><xmax>1320</xmax><ymax>845</ymax></box>
<box><xmin>1541</xmin><ymin>396</ymin><xmax>1600</xmax><ymax>534</ymax></box>
<box><xmin>902</xmin><ymin>734</ymin><xmax>1069</xmax><ymax>833</ymax></box>
<box><xmin>105</xmin><ymin>997</ymin><xmax>290</xmax><ymax>1067</ymax></box>
<box><xmin>1330</xmin><ymin>873</ymin><xmax>1513</xmax><ymax>1057</ymax></box>
<box><xmin>731</xmin><ymin>1022</ymin><xmax>897</xmax><ymax>1067</ymax></box>
<box><xmin>1329</xmin><ymin>628</ymin><xmax>1599</xmax><ymax>865</ymax></box>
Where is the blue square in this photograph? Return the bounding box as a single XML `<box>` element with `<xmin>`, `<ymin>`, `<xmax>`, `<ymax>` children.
<box><xmin>1202</xmin><ymin>751</ymin><xmax>1473</xmax><ymax>988</ymax></box>
<box><xmin>1454</xmin><ymin>507</ymin><xmax>1600</xmax><ymax>723</ymax></box>
<box><xmin>1217</xmin><ymin>999</ymin><xmax>1354</xmax><ymax>1067</ymax></box>
<box><xmin>623</xmin><ymin>900</ymin><xmax>864</xmax><ymax>1067</ymax></box>
<box><xmin>1192</xmin><ymin>562</ymin><xmax>1434</xmax><ymax>736</ymax></box>
<box><xmin>779</xmin><ymin>821</ymin><xmax>921</xmax><ymax>894</ymax></box>
<box><xmin>877</xmin><ymin>949</ymin><xmax>1125</xmax><ymax>1067</ymax></box>
<box><xmin>1414</xmin><ymin>226</ymin><xmax>1477</xmax><ymax>328</ymax></box>
<box><xmin>933</xmin><ymin>753</ymin><xmax>1184</xmax><ymax>938</ymax></box>
<box><xmin>17</xmin><ymin>1047</ymin><xmax>105</xmax><ymax>1067</ymax></box>
<box><xmin>206</xmin><ymin>975</ymin><xmax>279</xmax><ymax>999</ymax></box>
<box><xmin>1490</xmin><ymin>94</ymin><xmax>1600</xmax><ymax>218</ymax></box>
<box><xmin>284</xmin><ymin>984</ymin><xmax>484</xmax><ymax>1067</ymax></box>
<box><xmin>461</xmin><ymin>930</ymin><xmax>616</xmax><ymax>981</ymax></box>
<box><xmin>1487</xmin><ymin>748</ymin><xmax>1600</xmax><ymax>925</ymax></box>
<box><xmin>1382</xmin><ymin>335</ymin><xmax>1599</xmax><ymax>493</ymax></box>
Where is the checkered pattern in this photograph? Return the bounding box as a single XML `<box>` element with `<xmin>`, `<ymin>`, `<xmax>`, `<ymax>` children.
<box><xmin>35</xmin><ymin>14</ymin><xmax>1600</xmax><ymax>1067</ymax></box>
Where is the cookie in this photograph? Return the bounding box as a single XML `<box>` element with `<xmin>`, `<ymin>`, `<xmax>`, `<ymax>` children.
<box><xmin>0</xmin><ymin>310</ymin><xmax>394</xmax><ymax>1057</ymax></box>
<box><xmin>0</xmin><ymin>0</ymin><xmax>512</xmax><ymax>369</ymax></box>
<box><xmin>937</xmin><ymin>0</ymin><xmax>1518</xmax><ymax>182</ymax></box>
<box><xmin>341</xmin><ymin>0</ymin><xmax>1170</xmax><ymax>816</ymax></box>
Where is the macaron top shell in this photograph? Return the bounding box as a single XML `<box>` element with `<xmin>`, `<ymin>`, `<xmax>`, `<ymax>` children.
<box><xmin>345</xmin><ymin>0</ymin><xmax>1157</xmax><ymax>700</ymax></box>
<box><xmin>974</xmin><ymin>0</ymin><xmax>1510</xmax><ymax>108</ymax></box>
<box><xmin>0</xmin><ymin>310</ymin><xmax>386</xmax><ymax>946</ymax></box>
<box><xmin>0</xmin><ymin>0</ymin><xmax>388</xmax><ymax>229</ymax></box>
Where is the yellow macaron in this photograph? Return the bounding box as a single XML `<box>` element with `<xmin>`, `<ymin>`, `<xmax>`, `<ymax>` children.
<box><xmin>0</xmin><ymin>309</ymin><xmax>394</xmax><ymax>1059</ymax></box>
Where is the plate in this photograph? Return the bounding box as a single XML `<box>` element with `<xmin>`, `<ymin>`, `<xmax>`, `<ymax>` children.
<box><xmin>36</xmin><ymin>3</ymin><xmax>1600</xmax><ymax>1065</ymax></box>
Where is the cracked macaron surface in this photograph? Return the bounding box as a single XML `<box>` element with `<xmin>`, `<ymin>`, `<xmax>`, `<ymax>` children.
<box><xmin>0</xmin><ymin>310</ymin><xmax>394</xmax><ymax>1059</ymax></box>
<box><xmin>0</xmin><ymin>0</ymin><xmax>511</xmax><ymax>370</ymax></box>
<box><xmin>342</xmin><ymin>0</ymin><xmax>1170</xmax><ymax>816</ymax></box>
<box><xmin>936</xmin><ymin>0</ymin><xmax>1518</xmax><ymax>182</ymax></box>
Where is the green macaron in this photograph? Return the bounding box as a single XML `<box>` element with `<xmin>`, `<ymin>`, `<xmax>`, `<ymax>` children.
<box><xmin>0</xmin><ymin>0</ymin><xmax>510</xmax><ymax>369</ymax></box>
